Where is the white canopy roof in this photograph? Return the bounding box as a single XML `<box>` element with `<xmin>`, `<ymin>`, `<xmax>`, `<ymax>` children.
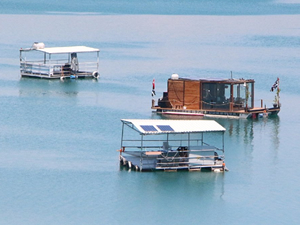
<box><xmin>121</xmin><ymin>119</ymin><xmax>225</xmax><ymax>135</ymax></box>
<box><xmin>36</xmin><ymin>46</ymin><xmax>99</xmax><ymax>54</ymax></box>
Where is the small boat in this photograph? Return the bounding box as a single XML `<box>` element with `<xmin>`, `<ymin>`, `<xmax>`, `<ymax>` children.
<box><xmin>119</xmin><ymin>119</ymin><xmax>228</xmax><ymax>172</ymax></box>
<box><xmin>20</xmin><ymin>42</ymin><xmax>100</xmax><ymax>79</ymax></box>
<box><xmin>152</xmin><ymin>74</ymin><xmax>280</xmax><ymax>119</ymax></box>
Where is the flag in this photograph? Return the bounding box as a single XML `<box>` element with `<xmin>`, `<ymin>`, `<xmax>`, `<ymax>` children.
<box><xmin>152</xmin><ymin>79</ymin><xmax>156</xmax><ymax>96</ymax></box>
<box><xmin>270</xmin><ymin>77</ymin><xmax>279</xmax><ymax>92</ymax></box>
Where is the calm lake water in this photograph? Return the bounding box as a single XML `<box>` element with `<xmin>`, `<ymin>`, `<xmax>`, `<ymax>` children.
<box><xmin>0</xmin><ymin>1</ymin><xmax>300</xmax><ymax>224</ymax></box>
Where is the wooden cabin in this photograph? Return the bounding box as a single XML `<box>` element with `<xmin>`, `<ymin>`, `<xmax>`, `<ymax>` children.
<box><xmin>152</xmin><ymin>74</ymin><xmax>280</xmax><ymax>119</ymax></box>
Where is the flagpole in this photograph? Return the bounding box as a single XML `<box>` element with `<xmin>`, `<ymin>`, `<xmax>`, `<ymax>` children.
<box><xmin>271</xmin><ymin>77</ymin><xmax>280</xmax><ymax>108</ymax></box>
<box><xmin>277</xmin><ymin>78</ymin><xmax>280</xmax><ymax>107</ymax></box>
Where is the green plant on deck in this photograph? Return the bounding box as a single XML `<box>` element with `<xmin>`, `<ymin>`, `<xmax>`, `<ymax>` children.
<box><xmin>274</xmin><ymin>87</ymin><xmax>281</xmax><ymax>106</ymax></box>
<box><xmin>245</xmin><ymin>84</ymin><xmax>250</xmax><ymax>108</ymax></box>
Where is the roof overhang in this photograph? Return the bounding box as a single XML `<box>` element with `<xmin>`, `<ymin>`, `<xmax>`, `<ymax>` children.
<box><xmin>121</xmin><ymin>119</ymin><xmax>226</xmax><ymax>135</ymax></box>
<box><xmin>174</xmin><ymin>77</ymin><xmax>254</xmax><ymax>84</ymax></box>
<box><xmin>36</xmin><ymin>46</ymin><xmax>100</xmax><ymax>54</ymax></box>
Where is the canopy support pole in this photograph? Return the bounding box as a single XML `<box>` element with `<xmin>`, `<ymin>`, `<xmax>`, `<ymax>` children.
<box><xmin>120</xmin><ymin>122</ymin><xmax>125</xmax><ymax>149</ymax></box>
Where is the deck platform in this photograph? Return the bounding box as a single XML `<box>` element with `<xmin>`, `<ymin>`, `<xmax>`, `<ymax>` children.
<box><xmin>119</xmin><ymin>148</ymin><xmax>226</xmax><ymax>172</ymax></box>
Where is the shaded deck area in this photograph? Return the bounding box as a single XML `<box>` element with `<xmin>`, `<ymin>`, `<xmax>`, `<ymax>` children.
<box><xmin>119</xmin><ymin>119</ymin><xmax>228</xmax><ymax>172</ymax></box>
<box><xmin>20</xmin><ymin>45</ymin><xmax>100</xmax><ymax>79</ymax></box>
<box><xmin>119</xmin><ymin>148</ymin><xmax>226</xmax><ymax>172</ymax></box>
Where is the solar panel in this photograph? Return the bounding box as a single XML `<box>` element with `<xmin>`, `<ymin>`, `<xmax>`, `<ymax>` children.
<box><xmin>140</xmin><ymin>125</ymin><xmax>157</xmax><ymax>132</ymax></box>
<box><xmin>157</xmin><ymin>125</ymin><xmax>174</xmax><ymax>131</ymax></box>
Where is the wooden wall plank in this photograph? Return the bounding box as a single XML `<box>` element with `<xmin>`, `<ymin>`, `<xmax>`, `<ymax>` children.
<box><xmin>168</xmin><ymin>80</ymin><xmax>184</xmax><ymax>108</ymax></box>
<box><xmin>184</xmin><ymin>80</ymin><xmax>200</xmax><ymax>109</ymax></box>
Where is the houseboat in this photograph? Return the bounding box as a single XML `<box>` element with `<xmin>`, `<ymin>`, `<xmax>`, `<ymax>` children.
<box><xmin>152</xmin><ymin>74</ymin><xmax>280</xmax><ymax>119</ymax></box>
<box><xmin>119</xmin><ymin>119</ymin><xmax>228</xmax><ymax>172</ymax></box>
<box><xmin>20</xmin><ymin>42</ymin><xmax>100</xmax><ymax>79</ymax></box>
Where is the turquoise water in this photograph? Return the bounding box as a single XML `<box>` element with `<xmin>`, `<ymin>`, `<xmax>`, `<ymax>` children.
<box><xmin>1</xmin><ymin>0</ymin><xmax>300</xmax><ymax>15</ymax></box>
<box><xmin>1</xmin><ymin>1</ymin><xmax>300</xmax><ymax>224</ymax></box>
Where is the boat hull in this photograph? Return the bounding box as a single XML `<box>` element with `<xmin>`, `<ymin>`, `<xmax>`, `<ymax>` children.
<box><xmin>154</xmin><ymin>107</ymin><xmax>280</xmax><ymax>119</ymax></box>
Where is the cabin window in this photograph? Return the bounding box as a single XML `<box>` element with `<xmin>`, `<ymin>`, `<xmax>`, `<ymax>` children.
<box><xmin>202</xmin><ymin>83</ymin><xmax>230</xmax><ymax>110</ymax></box>
<box><xmin>232</xmin><ymin>83</ymin><xmax>253</xmax><ymax>109</ymax></box>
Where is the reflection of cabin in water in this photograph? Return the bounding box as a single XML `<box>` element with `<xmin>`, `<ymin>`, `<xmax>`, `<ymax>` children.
<box><xmin>153</xmin><ymin>74</ymin><xmax>280</xmax><ymax>119</ymax></box>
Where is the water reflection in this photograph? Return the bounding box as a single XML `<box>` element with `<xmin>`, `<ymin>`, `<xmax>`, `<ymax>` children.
<box><xmin>269</xmin><ymin>116</ymin><xmax>280</xmax><ymax>150</ymax></box>
<box><xmin>119</xmin><ymin>168</ymin><xmax>226</xmax><ymax>201</ymax></box>
<box><xmin>219</xmin><ymin>118</ymin><xmax>254</xmax><ymax>145</ymax></box>
<box><xmin>18</xmin><ymin>78</ymin><xmax>79</xmax><ymax>97</ymax></box>
<box><xmin>268</xmin><ymin>116</ymin><xmax>280</xmax><ymax>164</ymax></box>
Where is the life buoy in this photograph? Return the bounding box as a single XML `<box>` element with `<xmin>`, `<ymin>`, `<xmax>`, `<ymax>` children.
<box><xmin>92</xmin><ymin>71</ymin><xmax>99</xmax><ymax>79</ymax></box>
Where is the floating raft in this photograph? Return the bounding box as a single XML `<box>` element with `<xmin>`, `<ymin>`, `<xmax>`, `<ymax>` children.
<box><xmin>152</xmin><ymin>75</ymin><xmax>280</xmax><ymax>119</ymax></box>
<box><xmin>20</xmin><ymin>43</ymin><xmax>100</xmax><ymax>79</ymax></box>
<box><xmin>119</xmin><ymin>119</ymin><xmax>229</xmax><ymax>172</ymax></box>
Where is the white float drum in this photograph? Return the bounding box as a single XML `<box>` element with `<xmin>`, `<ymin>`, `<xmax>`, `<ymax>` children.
<box><xmin>171</xmin><ymin>73</ymin><xmax>179</xmax><ymax>79</ymax></box>
<box><xmin>32</xmin><ymin>42</ymin><xmax>45</xmax><ymax>49</ymax></box>
<box><xmin>92</xmin><ymin>71</ymin><xmax>100</xmax><ymax>79</ymax></box>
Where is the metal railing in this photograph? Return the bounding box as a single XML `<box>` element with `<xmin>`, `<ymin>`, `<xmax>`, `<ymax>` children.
<box><xmin>121</xmin><ymin>148</ymin><xmax>224</xmax><ymax>170</ymax></box>
<box><xmin>20</xmin><ymin>61</ymin><xmax>98</xmax><ymax>77</ymax></box>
